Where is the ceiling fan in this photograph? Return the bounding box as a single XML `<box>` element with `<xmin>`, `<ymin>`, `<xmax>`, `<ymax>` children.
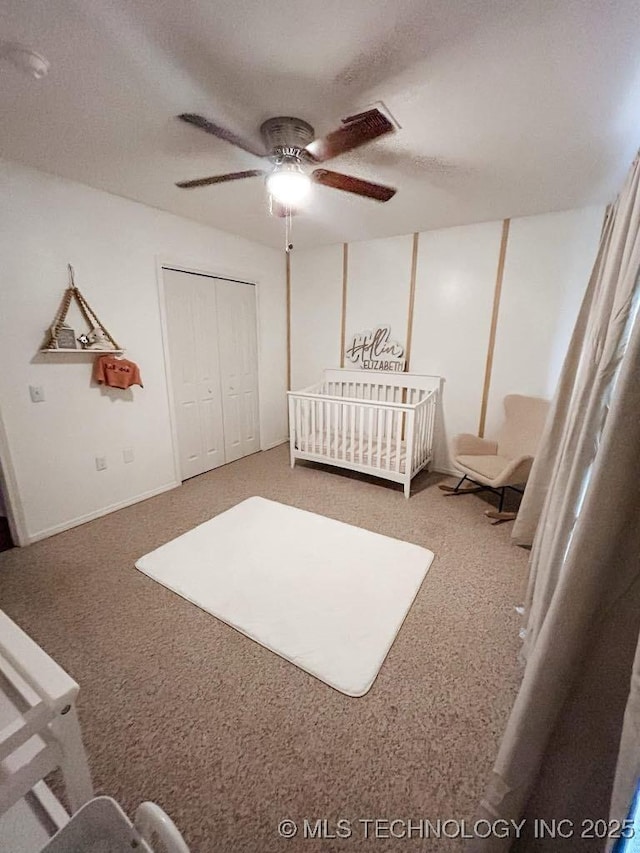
<box><xmin>175</xmin><ymin>108</ymin><xmax>398</xmax><ymax>215</ymax></box>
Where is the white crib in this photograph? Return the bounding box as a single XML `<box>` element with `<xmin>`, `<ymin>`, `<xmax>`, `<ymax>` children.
<box><xmin>288</xmin><ymin>369</ymin><xmax>440</xmax><ymax>498</ymax></box>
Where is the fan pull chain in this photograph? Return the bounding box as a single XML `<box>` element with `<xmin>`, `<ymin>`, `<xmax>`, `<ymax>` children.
<box><xmin>267</xmin><ymin>194</ymin><xmax>293</xmax><ymax>254</ymax></box>
<box><xmin>285</xmin><ymin>206</ymin><xmax>293</xmax><ymax>254</ymax></box>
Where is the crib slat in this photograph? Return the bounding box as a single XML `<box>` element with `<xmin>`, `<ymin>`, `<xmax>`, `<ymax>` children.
<box><xmin>384</xmin><ymin>408</ymin><xmax>392</xmax><ymax>470</ymax></box>
<box><xmin>334</xmin><ymin>401</ymin><xmax>339</xmax><ymax>460</ymax></box>
<box><xmin>304</xmin><ymin>400</ymin><xmax>309</xmax><ymax>452</ymax></box>
<box><xmin>395</xmin><ymin>410</ymin><xmax>403</xmax><ymax>472</ymax></box>
<box><xmin>311</xmin><ymin>398</ymin><xmax>316</xmax><ymax>454</ymax></box>
<box><xmin>319</xmin><ymin>398</ymin><xmax>324</xmax><ymax>455</ymax></box>
<box><xmin>350</xmin><ymin>405</ymin><xmax>355</xmax><ymax>463</ymax></box>
<box><xmin>358</xmin><ymin>402</ymin><xmax>364</xmax><ymax>465</ymax></box>
<box><xmin>376</xmin><ymin>408</ymin><xmax>383</xmax><ymax>466</ymax></box>
<box><xmin>367</xmin><ymin>407</ymin><xmax>374</xmax><ymax>467</ymax></box>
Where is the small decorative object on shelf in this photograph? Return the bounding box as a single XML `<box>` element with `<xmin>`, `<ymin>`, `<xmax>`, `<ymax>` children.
<box><xmin>55</xmin><ymin>324</ymin><xmax>77</xmax><ymax>350</ymax></box>
<box><xmin>86</xmin><ymin>326</ymin><xmax>111</xmax><ymax>350</ymax></box>
<box><xmin>41</xmin><ymin>264</ymin><xmax>124</xmax><ymax>354</ymax></box>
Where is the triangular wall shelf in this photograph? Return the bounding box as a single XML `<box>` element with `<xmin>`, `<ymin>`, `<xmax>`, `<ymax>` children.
<box><xmin>41</xmin><ymin>264</ymin><xmax>124</xmax><ymax>355</ymax></box>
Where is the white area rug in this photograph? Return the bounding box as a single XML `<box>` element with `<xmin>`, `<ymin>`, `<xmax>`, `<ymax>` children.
<box><xmin>136</xmin><ymin>497</ymin><xmax>434</xmax><ymax>696</ymax></box>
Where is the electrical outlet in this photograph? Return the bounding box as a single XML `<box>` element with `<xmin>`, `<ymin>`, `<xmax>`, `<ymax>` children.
<box><xmin>123</xmin><ymin>448</ymin><xmax>134</xmax><ymax>464</ymax></box>
<box><xmin>95</xmin><ymin>456</ymin><xmax>107</xmax><ymax>471</ymax></box>
<box><xmin>29</xmin><ymin>385</ymin><xmax>45</xmax><ymax>403</ymax></box>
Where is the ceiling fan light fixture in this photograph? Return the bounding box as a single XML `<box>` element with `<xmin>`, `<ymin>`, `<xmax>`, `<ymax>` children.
<box><xmin>266</xmin><ymin>163</ymin><xmax>311</xmax><ymax>207</ymax></box>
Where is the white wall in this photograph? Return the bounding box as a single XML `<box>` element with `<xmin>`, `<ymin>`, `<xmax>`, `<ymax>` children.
<box><xmin>290</xmin><ymin>245</ymin><xmax>343</xmax><ymax>390</ymax></box>
<box><xmin>344</xmin><ymin>235</ymin><xmax>414</xmax><ymax>358</ymax></box>
<box><xmin>485</xmin><ymin>206</ymin><xmax>604</xmax><ymax>436</ymax></box>
<box><xmin>0</xmin><ymin>159</ymin><xmax>287</xmax><ymax>543</ymax></box>
<box><xmin>410</xmin><ymin>221</ymin><xmax>504</xmax><ymax>470</ymax></box>
<box><xmin>290</xmin><ymin>206</ymin><xmax>604</xmax><ymax>473</ymax></box>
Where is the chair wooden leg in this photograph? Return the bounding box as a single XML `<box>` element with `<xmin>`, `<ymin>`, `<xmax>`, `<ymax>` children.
<box><xmin>485</xmin><ymin>510</ymin><xmax>517</xmax><ymax>524</ymax></box>
<box><xmin>439</xmin><ymin>475</ymin><xmax>483</xmax><ymax>496</ymax></box>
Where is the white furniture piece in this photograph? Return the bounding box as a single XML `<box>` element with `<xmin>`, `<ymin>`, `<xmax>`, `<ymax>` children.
<box><xmin>41</xmin><ymin>796</ymin><xmax>190</xmax><ymax>853</ymax></box>
<box><xmin>288</xmin><ymin>369</ymin><xmax>440</xmax><ymax>498</ymax></box>
<box><xmin>0</xmin><ymin>609</ymin><xmax>93</xmax><ymax>833</ymax></box>
<box><xmin>0</xmin><ymin>610</ymin><xmax>191</xmax><ymax>852</ymax></box>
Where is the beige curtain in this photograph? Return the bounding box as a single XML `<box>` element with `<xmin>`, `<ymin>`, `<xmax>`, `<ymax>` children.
<box><xmin>471</xmin><ymin>153</ymin><xmax>640</xmax><ymax>851</ymax></box>
<box><xmin>609</xmin><ymin>628</ymin><xmax>640</xmax><ymax>846</ymax></box>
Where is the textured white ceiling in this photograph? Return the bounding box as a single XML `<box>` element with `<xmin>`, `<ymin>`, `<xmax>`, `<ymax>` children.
<box><xmin>2</xmin><ymin>0</ymin><xmax>640</xmax><ymax>248</ymax></box>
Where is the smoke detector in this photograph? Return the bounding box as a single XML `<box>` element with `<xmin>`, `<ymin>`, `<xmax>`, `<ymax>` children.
<box><xmin>1</xmin><ymin>42</ymin><xmax>50</xmax><ymax>79</ymax></box>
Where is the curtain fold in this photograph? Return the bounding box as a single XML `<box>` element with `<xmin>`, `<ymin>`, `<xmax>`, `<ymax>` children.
<box><xmin>470</xmin><ymin>154</ymin><xmax>640</xmax><ymax>852</ymax></box>
<box><xmin>609</xmin><ymin>635</ymin><xmax>640</xmax><ymax>849</ymax></box>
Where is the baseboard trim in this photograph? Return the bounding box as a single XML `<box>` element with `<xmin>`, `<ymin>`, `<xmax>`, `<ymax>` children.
<box><xmin>27</xmin><ymin>481</ymin><xmax>181</xmax><ymax>545</ymax></box>
<box><xmin>431</xmin><ymin>466</ymin><xmax>460</xmax><ymax>478</ymax></box>
<box><xmin>262</xmin><ymin>438</ymin><xmax>288</xmax><ymax>451</ymax></box>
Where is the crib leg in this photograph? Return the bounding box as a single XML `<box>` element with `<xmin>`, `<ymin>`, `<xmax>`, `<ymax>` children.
<box><xmin>290</xmin><ymin>456</ymin><xmax>296</xmax><ymax>469</ymax></box>
<box><xmin>404</xmin><ymin>480</ymin><xmax>411</xmax><ymax>499</ymax></box>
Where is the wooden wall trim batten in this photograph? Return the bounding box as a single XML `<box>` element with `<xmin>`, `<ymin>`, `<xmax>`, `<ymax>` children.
<box><xmin>404</xmin><ymin>232</ymin><xmax>420</xmax><ymax>371</ymax></box>
<box><xmin>339</xmin><ymin>243</ymin><xmax>349</xmax><ymax>367</ymax></box>
<box><xmin>285</xmin><ymin>251</ymin><xmax>291</xmax><ymax>391</ymax></box>
<box><xmin>478</xmin><ymin>218</ymin><xmax>510</xmax><ymax>437</ymax></box>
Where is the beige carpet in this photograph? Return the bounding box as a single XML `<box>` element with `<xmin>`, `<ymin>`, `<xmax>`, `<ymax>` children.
<box><xmin>0</xmin><ymin>445</ymin><xmax>528</xmax><ymax>852</ymax></box>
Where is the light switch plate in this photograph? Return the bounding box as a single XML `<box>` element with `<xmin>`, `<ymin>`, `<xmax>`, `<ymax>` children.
<box><xmin>95</xmin><ymin>456</ymin><xmax>107</xmax><ymax>471</ymax></box>
<box><xmin>123</xmin><ymin>448</ymin><xmax>134</xmax><ymax>464</ymax></box>
<box><xmin>29</xmin><ymin>385</ymin><xmax>45</xmax><ymax>403</ymax></box>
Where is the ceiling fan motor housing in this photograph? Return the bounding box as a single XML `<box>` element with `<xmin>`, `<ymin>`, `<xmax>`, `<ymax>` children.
<box><xmin>260</xmin><ymin>116</ymin><xmax>315</xmax><ymax>160</ymax></box>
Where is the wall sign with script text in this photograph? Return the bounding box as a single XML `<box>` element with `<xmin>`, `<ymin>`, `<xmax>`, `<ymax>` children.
<box><xmin>344</xmin><ymin>325</ymin><xmax>406</xmax><ymax>371</ymax></box>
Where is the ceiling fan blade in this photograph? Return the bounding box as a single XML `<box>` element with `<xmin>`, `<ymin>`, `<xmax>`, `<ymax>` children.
<box><xmin>176</xmin><ymin>170</ymin><xmax>265</xmax><ymax>189</ymax></box>
<box><xmin>178</xmin><ymin>113</ymin><xmax>267</xmax><ymax>158</ymax></box>
<box><xmin>312</xmin><ymin>169</ymin><xmax>396</xmax><ymax>202</ymax></box>
<box><xmin>305</xmin><ymin>108</ymin><xmax>394</xmax><ymax>163</ymax></box>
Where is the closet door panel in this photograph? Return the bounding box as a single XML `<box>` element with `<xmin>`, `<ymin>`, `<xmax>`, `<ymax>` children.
<box><xmin>182</xmin><ymin>401</ymin><xmax>201</xmax><ymax>467</ymax></box>
<box><xmin>163</xmin><ymin>269</ymin><xmax>226</xmax><ymax>480</ymax></box>
<box><xmin>216</xmin><ymin>280</ymin><xmax>260</xmax><ymax>462</ymax></box>
<box><xmin>193</xmin><ymin>278</ymin><xmax>226</xmax><ymax>468</ymax></box>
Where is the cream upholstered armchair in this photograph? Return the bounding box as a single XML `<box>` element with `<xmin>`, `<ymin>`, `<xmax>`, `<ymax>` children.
<box><xmin>440</xmin><ymin>394</ymin><xmax>550</xmax><ymax>518</ymax></box>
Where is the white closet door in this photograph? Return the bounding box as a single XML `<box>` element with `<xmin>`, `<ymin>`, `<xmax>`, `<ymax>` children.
<box><xmin>164</xmin><ymin>269</ymin><xmax>226</xmax><ymax>480</ymax></box>
<box><xmin>215</xmin><ymin>279</ymin><xmax>261</xmax><ymax>463</ymax></box>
